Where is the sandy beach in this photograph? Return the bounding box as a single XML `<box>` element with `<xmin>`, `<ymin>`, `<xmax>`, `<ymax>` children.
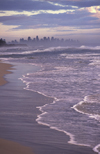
<box><xmin>0</xmin><ymin>62</ymin><xmax>97</xmax><ymax>154</ymax></box>
<box><xmin>0</xmin><ymin>62</ymin><xmax>34</xmax><ymax>154</ymax></box>
<box><xmin>0</xmin><ymin>138</ymin><xmax>35</xmax><ymax>154</ymax></box>
<box><xmin>0</xmin><ymin>62</ymin><xmax>13</xmax><ymax>86</ymax></box>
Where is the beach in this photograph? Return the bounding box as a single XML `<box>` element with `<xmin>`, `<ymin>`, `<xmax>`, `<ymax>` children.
<box><xmin>0</xmin><ymin>62</ymin><xmax>35</xmax><ymax>154</ymax></box>
<box><xmin>0</xmin><ymin>61</ymin><xmax>97</xmax><ymax>154</ymax></box>
<box><xmin>0</xmin><ymin>62</ymin><xmax>13</xmax><ymax>86</ymax></box>
<box><xmin>0</xmin><ymin>138</ymin><xmax>35</xmax><ymax>154</ymax></box>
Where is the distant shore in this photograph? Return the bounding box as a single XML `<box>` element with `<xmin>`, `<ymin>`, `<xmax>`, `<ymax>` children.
<box><xmin>0</xmin><ymin>43</ymin><xmax>27</xmax><ymax>47</ymax></box>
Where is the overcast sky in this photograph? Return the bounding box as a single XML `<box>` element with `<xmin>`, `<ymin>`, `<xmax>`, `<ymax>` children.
<box><xmin>0</xmin><ymin>0</ymin><xmax>100</xmax><ymax>44</ymax></box>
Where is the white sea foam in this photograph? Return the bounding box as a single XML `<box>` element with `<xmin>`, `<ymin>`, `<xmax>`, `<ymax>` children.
<box><xmin>93</xmin><ymin>144</ymin><xmax>100</xmax><ymax>154</ymax></box>
<box><xmin>0</xmin><ymin>45</ymin><xmax>100</xmax><ymax>58</ymax></box>
<box><xmin>73</xmin><ymin>94</ymin><xmax>100</xmax><ymax>121</ymax></box>
<box><xmin>43</xmin><ymin>45</ymin><xmax>100</xmax><ymax>51</ymax></box>
<box><xmin>36</xmin><ymin>102</ymin><xmax>90</xmax><ymax>148</ymax></box>
<box><xmin>19</xmin><ymin>63</ymin><xmax>100</xmax><ymax>153</ymax></box>
<box><xmin>79</xmin><ymin>45</ymin><xmax>100</xmax><ymax>50</ymax></box>
<box><xmin>3</xmin><ymin>46</ymin><xmax>100</xmax><ymax>153</ymax></box>
<box><xmin>20</xmin><ymin>72</ymin><xmax>92</xmax><ymax>150</ymax></box>
<box><xmin>19</xmin><ymin>69</ymin><xmax>87</xmax><ymax>147</ymax></box>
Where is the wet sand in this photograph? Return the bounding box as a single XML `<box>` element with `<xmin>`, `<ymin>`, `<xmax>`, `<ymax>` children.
<box><xmin>0</xmin><ymin>62</ymin><xmax>97</xmax><ymax>154</ymax></box>
<box><xmin>0</xmin><ymin>62</ymin><xmax>13</xmax><ymax>86</ymax></box>
<box><xmin>0</xmin><ymin>62</ymin><xmax>34</xmax><ymax>154</ymax></box>
<box><xmin>0</xmin><ymin>138</ymin><xmax>34</xmax><ymax>154</ymax></box>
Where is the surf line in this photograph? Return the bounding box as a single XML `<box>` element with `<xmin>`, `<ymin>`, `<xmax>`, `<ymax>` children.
<box><xmin>20</xmin><ymin>70</ymin><xmax>93</xmax><ymax>152</ymax></box>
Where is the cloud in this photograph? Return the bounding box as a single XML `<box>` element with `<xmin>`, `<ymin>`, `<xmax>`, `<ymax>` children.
<box><xmin>45</xmin><ymin>0</ymin><xmax>100</xmax><ymax>8</ymax></box>
<box><xmin>0</xmin><ymin>15</ymin><xmax>27</xmax><ymax>22</ymax></box>
<box><xmin>0</xmin><ymin>9</ymin><xmax>99</xmax><ymax>31</ymax></box>
<box><xmin>0</xmin><ymin>0</ymin><xmax>72</xmax><ymax>11</ymax></box>
<box><xmin>1</xmin><ymin>0</ymin><xmax>99</xmax><ymax>12</ymax></box>
<box><xmin>0</xmin><ymin>0</ymin><xmax>100</xmax><ymax>43</ymax></box>
<box><xmin>0</xmin><ymin>9</ymin><xmax>75</xmax><ymax>17</ymax></box>
<box><xmin>48</xmin><ymin>1</ymin><xmax>78</xmax><ymax>9</ymax></box>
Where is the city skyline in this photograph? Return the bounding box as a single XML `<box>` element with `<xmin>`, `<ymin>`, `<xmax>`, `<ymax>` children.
<box><xmin>6</xmin><ymin>35</ymin><xmax>79</xmax><ymax>47</ymax></box>
<box><xmin>10</xmin><ymin>35</ymin><xmax>78</xmax><ymax>43</ymax></box>
<box><xmin>0</xmin><ymin>0</ymin><xmax>100</xmax><ymax>45</ymax></box>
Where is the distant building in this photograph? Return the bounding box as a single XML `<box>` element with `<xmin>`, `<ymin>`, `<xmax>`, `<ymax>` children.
<box><xmin>28</xmin><ymin>37</ymin><xmax>32</xmax><ymax>41</ymax></box>
<box><xmin>20</xmin><ymin>38</ymin><xmax>24</xmax><ymax>43</ymax></box>
<box><xmin>36</xmin><ymin>36</ymin><xmax>39</xmax><ymax>41</ymax></box>
<box><xmin>51</xmin><ymin>37</ymin><xmax>54</xmax><ymax>41</ymax></box>
<box><xmin>43</xmin><ymin>37</ymin><xmax>47</xmax><ymax>41</ymax></box>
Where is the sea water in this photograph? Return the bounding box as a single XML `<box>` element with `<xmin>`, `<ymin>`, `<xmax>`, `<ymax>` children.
<box><xmin>1</xmin><ymin>45</ymin><xmax>100</xmax><ymax>153</ymax></box>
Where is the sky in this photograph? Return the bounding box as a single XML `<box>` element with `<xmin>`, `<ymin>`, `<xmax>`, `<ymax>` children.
<box><xmin>0</xmin><ymin>0</ymin><xmax>100</xmax><ymax>45</ymax></box>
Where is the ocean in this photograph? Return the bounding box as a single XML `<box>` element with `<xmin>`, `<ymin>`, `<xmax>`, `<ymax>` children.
<box><xmin>0</xmin><ymin>45</ymin><xmax>100</xmax><ymax>153</ymax></box>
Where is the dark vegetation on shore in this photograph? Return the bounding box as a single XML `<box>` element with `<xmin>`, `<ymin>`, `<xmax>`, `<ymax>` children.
<box><xmin>0</xmin><ymin>38</ymin><xmax>27</xmax><ymax>47</ymax></box>
<box><xmin>0</xmin><ymin>38</ymin><xmax>6</xmax><ymax>46</ymax></box>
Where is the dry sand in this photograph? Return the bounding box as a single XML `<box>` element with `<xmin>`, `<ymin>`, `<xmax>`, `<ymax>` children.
<box><xmin>0</xmin><ymin>62</ymin><xmax>13</xmax><ymax>86</ymax></box>
<box><xmin>0</xmin><ymin>138</ymin><xmax>34</xmax><ymax>154</ymax></box>
<box><xmin>0</xmin><ymin>62</ymin><xmax>34</xmax><ymax>154</ymax></box>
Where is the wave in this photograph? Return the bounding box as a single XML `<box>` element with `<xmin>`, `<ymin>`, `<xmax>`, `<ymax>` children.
<box><xmin>36</xmin><ymin>104</ymin><xmax>90</xmax><ymax>148</ymax></box>
<box><xmin>3</xmin><ymin>46</ymin><xmax>100</xmax><ymax>154</ymax></box>
<box><xmin>73</xmin><ymin>94</ymin><xmax>100</xmax><ymax>121</ymax></box>
<box><xmin>0</xmin><ymin>45</ymin><xmax>100</xmax><ymax>57</ymax></box>
<box><xmin>93</xmin><ymin>144</ymin><xmax>100</xmax><ymax>154</ymax></box>
<box><xmin>80</xmin><ymin>45</ymin><xmax>100</xmax><ymax>50</ymax></box>
<box><xmin>19</xmin><ymin>73</ymin><xmax>93</xmax><ymax>150</ymax></box>
<box><xmin>39</xmin><ymin>45</ymin><xmax>100</xmax><ymax>53</ymax></box>
<box><xmin>42</xmin><ymin>45</ymin><xmax>100</xmax><ymax>51</ymax></box>
<box><xmin>18</xmin><ymin>59</ymin><xmax>100</xmax><ymax>154</ymax></box>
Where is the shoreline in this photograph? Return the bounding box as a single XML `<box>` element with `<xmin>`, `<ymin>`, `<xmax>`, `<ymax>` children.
<box><xmin>0</xmin><ymin>61</ymin><xmax>97</xmax><ymax>154</ymax></box>
<box><xmin>0</xmin><ymin>62</ymin><xmax>35</xmax><ymax>154</ymax></box>
<box><xmin>0</xmin><ymin>62</ymin><xmax>13</xmax><ymax>86</ymax></box>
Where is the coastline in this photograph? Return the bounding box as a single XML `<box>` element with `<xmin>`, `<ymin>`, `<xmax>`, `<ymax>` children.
<box><xmin>0</xmin><ymin>62</ymin><xmax>13</xmax><ymax>86</ymax></box>
<box><xmin>0</xmin><ymin>62</ymin><xmax>97</xmax><ymax>154</ymax></box>
<box><xmin>0</xmin><ymin>62</ymin><xmax>35</xmax><ymax>154</ymax></box>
